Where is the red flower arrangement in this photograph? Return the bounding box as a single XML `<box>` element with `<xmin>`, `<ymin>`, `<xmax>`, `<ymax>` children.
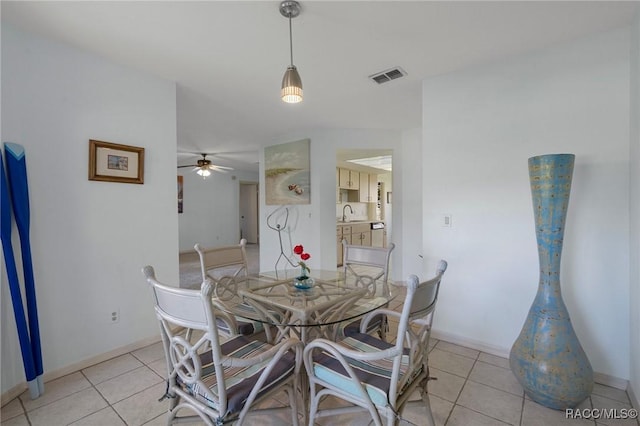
<box><xmin>293</xmin><ymin>244</ymin><xmax>311</xmax><ymax>277</ymax></box>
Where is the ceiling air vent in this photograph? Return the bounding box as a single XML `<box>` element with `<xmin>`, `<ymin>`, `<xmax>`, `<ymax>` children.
<box><xmin>369</xmin><ymin>67</ymin><xmax>407</xmax><ymax>84</ymax></box>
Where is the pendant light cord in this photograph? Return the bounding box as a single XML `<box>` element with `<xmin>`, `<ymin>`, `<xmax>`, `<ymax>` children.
<box><xmin>289</xmin><ymin>15</ymin><xmax>294</xmax><ymax>67</ymax></box>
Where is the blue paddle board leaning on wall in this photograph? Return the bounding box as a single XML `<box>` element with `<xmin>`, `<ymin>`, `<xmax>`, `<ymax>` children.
<box><xmin>2</xmin><ymin>143</ymin><xmax>44</xmax><ymax>398</ymax></box>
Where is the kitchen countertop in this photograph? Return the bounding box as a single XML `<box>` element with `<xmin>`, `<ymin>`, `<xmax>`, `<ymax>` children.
<box><xmin>336</xmin><ymin>220</ymin><xmax>384</xmax><ymax>224</ymax></box>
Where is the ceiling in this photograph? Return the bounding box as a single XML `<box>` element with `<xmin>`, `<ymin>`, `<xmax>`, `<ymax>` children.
<box><xmin>2</xmin><ymin>1</ymin><xmax>637</xmax><ymax>172</ymax></box>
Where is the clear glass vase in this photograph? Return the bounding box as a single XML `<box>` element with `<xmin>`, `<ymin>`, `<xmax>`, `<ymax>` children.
<box><xmin>294</xmin><ymin>266</ymin><xmax>313</xmax><ymax>289</ymax></box>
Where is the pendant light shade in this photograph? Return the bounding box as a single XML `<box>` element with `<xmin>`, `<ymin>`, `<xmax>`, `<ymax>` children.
<box><xmin>280</xmin><ymin>1</ymin><xmax>302</xmax><ymax>104</ymax></box>
<box><xmin>281</xmin><ymin>65</ymin><xmax>303</xmax><ymax>103</ymax></box>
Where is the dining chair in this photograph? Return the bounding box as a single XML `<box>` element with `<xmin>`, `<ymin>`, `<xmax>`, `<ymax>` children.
<box><xmin>195</xmin><ymin>239</ymin><xmax>249</xmax><ymax>297</ymax></box>
<box><xmin>303</xmin><ymin>260</ymin><xmax>447</xmax><ymax>426</ymax></box>
<box><xmin>195</xmin><ymin>240</ymin><xmax>267</xmax><ymax>338</ymax></box>
<box><xmin>142</xmin><ymin>266</ymin><xmax>302</xmax><ymax>426</ymax></box>
<box><xmin>337</xmin><ymin>240</ymin><xmax>395</xmax><ymax>339</ymax></box>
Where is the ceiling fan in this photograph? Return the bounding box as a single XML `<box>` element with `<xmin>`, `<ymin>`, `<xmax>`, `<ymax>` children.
<box><xmin>177</xmin><ymin>153</ymin><xmax>233</xmax><ymax>178</ymax></box>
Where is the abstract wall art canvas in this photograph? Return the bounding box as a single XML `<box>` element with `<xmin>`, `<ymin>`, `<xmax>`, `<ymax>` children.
<box><xmin>265</xmin><ymin>139</ymin><xmax>310</xmax><ymax>205</ymax></box>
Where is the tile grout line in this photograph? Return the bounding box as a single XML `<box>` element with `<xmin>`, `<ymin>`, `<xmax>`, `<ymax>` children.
<box><xmin>518</xmin><ymin>390</ymin><xmax>525</xmax><ymax>426</ymax></box>
<box><xmin>463</xmin><ymin>366</ymin><xmax>525</xmax><ymax>398</ymax></box>
<box><xmin>19</xmin><ymin>378</ymin><xmax>94</xmax><ymax>424</ymax></box>
<box><xmin>6</xmin><ymin>337</ymin><xmax>638</xmax><ymax>426</ymax></box>
<box><xmin>82</xmin><ymin>368</ymin><xmax>129</xmax><ymax>426</ymax></box>
<box><xmin>20</xmin><ymin>396</ymin><xmax>31</xmax><ymax>426</ymax></box>
<box><xmin>438</xmin><ymin>342</ymin><xmax>480</xmax><ymax>426</ymax></box>
<box><xmin>85</xmin><ymin>362</ymin><xmax>166</xmax><ymax>425</ymax></box>
<box><xmin>440</xmin><ymin>346</ymin><xmax>521</xmax><ymax>426</ymax></box>
<box><xmin>19</xmin><ymin>360</ymin><xmax>164</xmax><ymax>426</ymax></box>
<box><xmin>84</xmin><ymin>352</ymin><xmax>166</xmax><ymax>425</ymax></box>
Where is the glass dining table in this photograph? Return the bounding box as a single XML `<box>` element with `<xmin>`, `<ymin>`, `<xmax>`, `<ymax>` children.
<box><xmin>212</xmin><ymin>269</ymin><xmax>395</xmax><ymax>344</ymax></box>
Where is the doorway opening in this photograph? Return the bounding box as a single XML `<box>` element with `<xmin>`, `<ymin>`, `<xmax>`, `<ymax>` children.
<box><xmin>336</xmin><ymin>149</ymin><xmax>392</xmax><ymax>265</ymax></box>
<box><xmin>239</xmin><ymin>182</ymin><xmax>259</xmax><ymax>244</ymax></box>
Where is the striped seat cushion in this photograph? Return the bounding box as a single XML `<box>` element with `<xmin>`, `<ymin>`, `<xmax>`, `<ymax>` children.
<box><xmin>188</xmin><ymin>335</ymin><xmax>296</xmax><ymax>415</ymax></box>
<box><xmin>338</xmin><ymin>297</ymin><xmax>388</xmax><ymax>336</ymax></box>
<box><xmin>215</xmin><ymin>303</ymin><xmax>271</xmax><ymax>336</ymax></box>
<box><xmin>312</xmin><ymin>332</ymin><xmax>421</xmax><ymax>407</ymax></box>
<box><xmin>342</xmin><ymin>315</ymin><xmax>384</xmax><ymax>337</ymax></box>
<box><xmin>215</xmin><ymin>317</ymin><xmax>262</xmax><ymax>336</ymax></box>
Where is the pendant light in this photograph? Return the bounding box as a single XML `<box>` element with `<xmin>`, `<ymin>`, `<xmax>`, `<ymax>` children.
<box><xmin>280</xmin><ymin>1</ymin><xmax>303</xmax><ymax>103</ymax></box>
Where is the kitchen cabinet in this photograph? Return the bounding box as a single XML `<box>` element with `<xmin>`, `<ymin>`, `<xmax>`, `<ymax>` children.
<box><xmin>337</xmin><ymin>168</ymin><xmax>377</xmax><ymax>202</ymax></box>
<box><xmin>338</xmin><ymin>223</ymin><xmax>372</xmax><ymax>265</ymax></box>
<box><xmin>337</xmin><ymin>222</ymin><xmax>386</xmax><ymax>265</ymax></box>
<box><xmin>337</xmin><ymin>227</ymin><xmax>342</xmax><ymax>265</ymax></box>
<box><xmin>369</xmin><ymin>174</ymin><xmax>378</xmax><ymax>202</ymax></box>
<box><xmin>341</xmin><ymin>226</ymin><xmax>353</xmax><ymax>244</ymax></box>
<box><xmin>350</xmin><ymin>223</ymin><xmax>371</xmax><ymax>247</ymax></box>
<box><xmin>371</xmin><ymin>229</ymin><xmax>384</xmax><ymax>247</ymax></box>
<box><xmin>358</xmin><ymin>173</ymin><xmax>378</xmax><ymax>203</ymax></box>
<box><xmin>338</xmin><ymin>168</ymin><xmax>359</xmax><ymax>190</ymax></box>
<box><xmin>336</xmin><ymin>225</ymin><xmax>352</xmax><ymax>266</ymax></box>
<box><xmin>336</xmin><ymin>168</ymin><xmax>340</xmax><ymax>203</ymax></box>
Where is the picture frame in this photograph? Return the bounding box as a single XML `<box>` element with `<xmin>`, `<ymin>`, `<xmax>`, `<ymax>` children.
<box><xmin>264</xmin><ymin>138</ymin><xmax>310</xmax><ymax>205</ymax></box>
<box><xmin>177</xmin><ymin>175</ymin><xmax>183</xmax><ymax>213</ymax></box>
<box><xmin>88</xmin><ymin>139</ymin><xmax>145</xmax><ymax>184</ymax></box>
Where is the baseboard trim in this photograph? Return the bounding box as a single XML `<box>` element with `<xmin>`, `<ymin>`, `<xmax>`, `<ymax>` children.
<box><xmin>627</xmin><ymin>382</ymin><xmax>639</xmax><ymax>409</ymax></box>
<box><xmin>593</xmin><ymin>372</ymin><xmax>629</xmax><ymax>391</ymax></box>
<box><xmin>1</xmin><ymin>335</ymin><xmax>161</xmax><ymax>407</ymax></box>
<box><xmin>1</xmin><ymin>384</ymin><xmax>26</xmax><ymax>408</ymax></box>
<box><xmin>431</xmin><ymin>329</ymin><xmax>510</xmax><ymax>359</ymax></box>
<box><xmin>431</xmin><ymin>328</ymin><xmax>630</xmax><ymax>391</ymax></box>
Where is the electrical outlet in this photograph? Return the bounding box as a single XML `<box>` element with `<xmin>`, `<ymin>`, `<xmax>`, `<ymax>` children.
<box><xmin>111</xmin><ymin>309</ymin><xmax>120</xmax><ymax>324</ymax></box>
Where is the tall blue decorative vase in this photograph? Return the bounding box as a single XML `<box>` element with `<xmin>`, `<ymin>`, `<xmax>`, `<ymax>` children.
<box><xmin>509</xmin><ymin>154</ymin><xmax>593</xmax><ymax>410</ymax></box>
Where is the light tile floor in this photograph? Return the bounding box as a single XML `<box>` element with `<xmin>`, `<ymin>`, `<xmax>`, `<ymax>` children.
<box><xmin>2</xmin><ymin>335</ymin><xmax>638</xmax><ymax>426</ymax></box>
<box><xmin>2</xmin><ymin>257</ymin><xmax>638</xmax><ymax>426</ymax></box>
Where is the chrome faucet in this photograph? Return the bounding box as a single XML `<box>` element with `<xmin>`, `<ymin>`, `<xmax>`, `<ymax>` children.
<box><xmin>342</xmin><ymin>204</ymin><xmax>354</xmax><ymax>222</ymax></box>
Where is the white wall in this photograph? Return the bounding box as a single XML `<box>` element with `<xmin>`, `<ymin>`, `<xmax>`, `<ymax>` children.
<box><xmin>178</xmin><ymin>169</ymin><xmax>258</xmax><ymax>252</ymax></box>
<box><xmin>1</xmin><ymin>26</ymin><xmax>178</xmax><ymax>394</ymax></box>
<box><xmin>258</xmin><ymin>129</ymin><xmax>411</xmax><ymax>281</ymax></box>
<box><xmin>629</xmin><ymin>12</ymin><xmax>640</xmax><ymax>406</ymax></box>
<box><xmin>423</xmin><ymin>29</ymin><xmax>631</xmax><ymax>381</ymax></box>
<box><xmin>398</xmin><ymin>129</ymin><xmax>423</xmax><ymax>278</ymax></box>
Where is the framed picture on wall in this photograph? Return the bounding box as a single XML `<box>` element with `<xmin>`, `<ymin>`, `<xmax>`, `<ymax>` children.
<box><xmin>264</xmin><ymin>138</ymin><xmax>310</xmax><ymax>205</ymax></box>
<box><xmin>177</xmin><ymin>175</ymin><xmax>183</xmax><ymax>213</ymax></box>
<box><xmin>88</xmin><ymin>139</ymin><xmax>145</xmax><ymax>184</ymax></box>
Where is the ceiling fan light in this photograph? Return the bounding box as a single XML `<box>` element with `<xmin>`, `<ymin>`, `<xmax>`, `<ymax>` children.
<box><xmin>197</xmin><ymin>168</ymin><xmax>211</xmax><ymax>178</ymax></box>
<box><xmin>281</xmin><ymin>66</ymin><xmax>303</xmax><ymax>103</ymax></box>
<box><xmin>180</xmin><ymin>153</ymin><xmax>232</xmax><ymax>177</ymax></box>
